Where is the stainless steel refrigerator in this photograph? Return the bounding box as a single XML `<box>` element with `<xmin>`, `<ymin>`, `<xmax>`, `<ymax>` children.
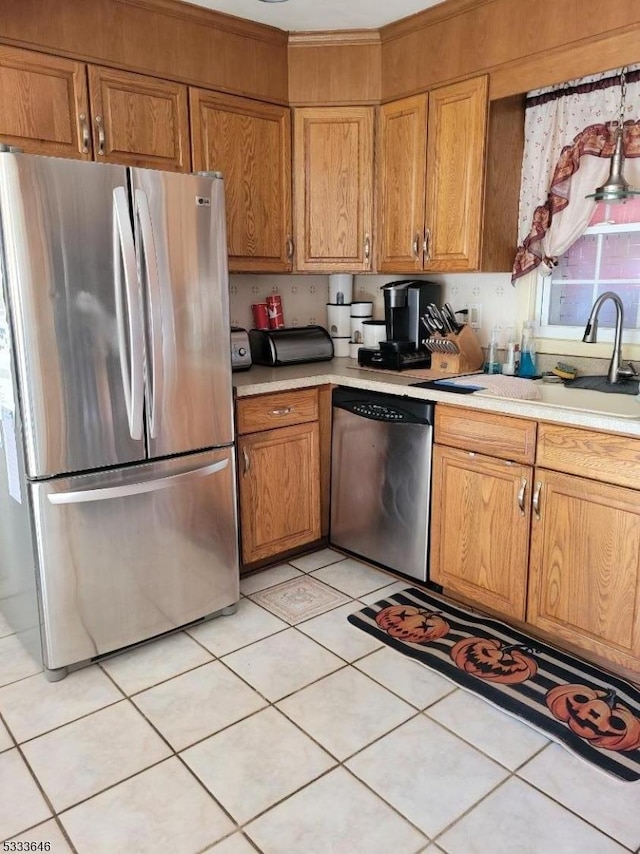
<box><xmin>0</xmin><ymin>153</ymin><xmax>239</xmax><ymax>680</ymax></box>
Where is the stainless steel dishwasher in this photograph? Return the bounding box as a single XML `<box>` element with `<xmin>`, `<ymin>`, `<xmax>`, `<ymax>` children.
<box><xmin>330</xmin><ymin>387</ymin><xmax>435</xmax><ymax>581</ymax></box>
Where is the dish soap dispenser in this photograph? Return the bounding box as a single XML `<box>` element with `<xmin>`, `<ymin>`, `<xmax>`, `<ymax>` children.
<box><xmin>518</xmin><ymin>321</ymin><xmax>538</xmax><ymax>378</ymax></box>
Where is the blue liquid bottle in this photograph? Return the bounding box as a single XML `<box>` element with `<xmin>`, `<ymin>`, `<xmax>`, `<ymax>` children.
<box><xmin>518</xmin><ymin>321</ymin><xmax>537</xmax><ymax>378</ymax></box>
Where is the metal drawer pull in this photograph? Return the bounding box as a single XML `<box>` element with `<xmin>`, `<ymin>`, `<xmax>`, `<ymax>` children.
<box><xmin>270</xmin><ymin>407</ymin><xmax>292</xmax><ymax>416</ymax></box>
<box><xmin>95</xmin><ymin>115</ymin><xmax>105</xmax><ymax>156</ymax></box>
<box><xmin>286</xmin><ymin>236</ymin><xmax>294</xmax><ymax>260</ymax></box>
<box><xmin>243</xmin><ymin>447</ymin><xmax>250</xmax><ymax>475</ymax></box>
<box><xmin>517</xmin><ymin>477</ymin><xmax>527</xmax><ymax>515</ymax></box>
<box><xmin>79</xmin><ymin>113</ymin><xmax>90</xmax><ymax>153</ymax></box>
<box><xmin>423</xmin><ymin>227</ymin><xmax>431</xmax><ymax>262</ymax></box>
<box><xmin>533</xmin><ymin>481</ymin><xmax>543</xmax><ymax>520</ymax></box>
<box><xmin>364</xmin><ymin>233</ymin><xmax>371</xmax><ymax>261</ymax></box>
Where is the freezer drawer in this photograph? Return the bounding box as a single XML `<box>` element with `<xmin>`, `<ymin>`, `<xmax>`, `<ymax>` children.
<box><xmin>30</xmin><ymin>448</ymin><xmax>238</xmax><ymax>671</ymax></box>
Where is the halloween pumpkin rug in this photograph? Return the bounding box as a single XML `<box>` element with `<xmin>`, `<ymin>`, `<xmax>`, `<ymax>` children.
<box><xmin>348</xmin><ymin>588</ymin><xmax>640</xmax><ymax>782</ymax></box>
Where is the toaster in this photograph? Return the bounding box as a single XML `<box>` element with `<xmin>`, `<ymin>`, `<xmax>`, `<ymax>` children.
<box><xmin>248</xmin><ymin>325</ymin><xmax>334</xmax><ymax>367</ymax></box>
<box><xmin>230</xmin><ymin>326</ymin><xmax>252</xmax><ymax>371</ymax></box>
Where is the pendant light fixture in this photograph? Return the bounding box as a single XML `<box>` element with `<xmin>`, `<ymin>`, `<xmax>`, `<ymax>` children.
<box><xmin>586</xmin><ymin>67</ymin><xmax>640</xmax><ymax>203</ymax></box>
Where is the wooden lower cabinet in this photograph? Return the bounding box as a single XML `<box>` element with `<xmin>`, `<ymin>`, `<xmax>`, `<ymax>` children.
<box><xmin>430</xmin><ymin>444</ymin><xmax>531</xmax><ymax>620</ymax></box>
<box><xmin>528</xmin><ymin>468</ymin><xmax>640</xmax><ymax>674</ymax></box>
<box><xmin>238</xmin><ymin>421</ymin><xmax>321</xmax><ymax>565</ymax></box>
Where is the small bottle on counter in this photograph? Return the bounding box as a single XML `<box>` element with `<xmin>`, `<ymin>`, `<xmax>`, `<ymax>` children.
<box><xmin>484</xmin><ymin>326</ymin><xmax>502</xmax><ymax>374</ymax></box>
<box><xmin>518</xmin><ymin>320</ymin><xmax>538</xmax><ymax>377</ymax></box>
<box><xmin>501</xmin><ymin>325</ymin><xmax>520</xmax><ymax>375</ymax></box>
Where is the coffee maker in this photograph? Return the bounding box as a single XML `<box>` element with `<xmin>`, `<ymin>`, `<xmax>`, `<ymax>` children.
<box><xmin>358</xmin><ymin>280</ymin><xmax>441</xmax><ymax>370</ymax></box>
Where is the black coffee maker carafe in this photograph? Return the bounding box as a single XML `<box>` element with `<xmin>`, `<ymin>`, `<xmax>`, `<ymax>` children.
<box><xmin>381</xmin><ymin>280</ymin><xmax>440</xmax><ymax>351</ymax></box>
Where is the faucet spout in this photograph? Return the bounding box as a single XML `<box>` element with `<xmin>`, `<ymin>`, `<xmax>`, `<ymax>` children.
<box><xmin>582</xmin><ymin>291</ymin><xmax>632</xmax><ymax>384</ymax></box>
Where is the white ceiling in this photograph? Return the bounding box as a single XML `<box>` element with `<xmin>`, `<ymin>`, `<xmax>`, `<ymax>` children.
<box><xmin>191</xmin><ymin>0</ymin><xmax>445</xmax><ymax>32</ymax></box>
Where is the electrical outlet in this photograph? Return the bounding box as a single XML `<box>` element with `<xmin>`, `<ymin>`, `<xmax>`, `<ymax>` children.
<box><xmin>465</xmin><ymin>303</ymin><xmax>482</xmax><ymax>329</ymax></box>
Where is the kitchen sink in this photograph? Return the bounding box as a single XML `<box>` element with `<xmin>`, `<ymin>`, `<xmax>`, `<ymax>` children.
<box><xmin>479</xmin><ymin>378</ymin><xmax>640</xmax><ymax>419</ymax></box>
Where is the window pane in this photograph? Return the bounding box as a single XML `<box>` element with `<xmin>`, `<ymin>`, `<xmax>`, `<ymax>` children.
<box><xmin>548</xmin><ymin>281</ymin><xmax>595</xmax><ymax>326</ymax></box>
<box><xmin>595</xmin><ymin>284</ymin><xmax>640</xmax><ymax>327</ymax></box>
<box><xmin>552</xmin><ymin>234</ymin><xmax>598</xmax><ymax>279</ymax></box>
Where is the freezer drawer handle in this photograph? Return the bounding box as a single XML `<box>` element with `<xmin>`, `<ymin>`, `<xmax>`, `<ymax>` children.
<box><xmin>113</xmin><ymin>187</ymin><xmax>144</xmax><ymax>440</ymax></box>
<box><xmin>47</xmin><ymin>458</ymin><xmax>229</xmax><ymax>505</ymax></box>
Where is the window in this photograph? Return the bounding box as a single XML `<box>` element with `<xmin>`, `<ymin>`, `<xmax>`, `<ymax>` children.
<box><xmin>537</xmin><ymin>197</ymin><xmax>640</xmax><ymax>341</ymax></box>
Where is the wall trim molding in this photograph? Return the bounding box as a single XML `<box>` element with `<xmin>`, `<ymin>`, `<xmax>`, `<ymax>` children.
<box><xmin>288</xmin><ymin>30</ymin><xmax>381</xmax><ymax>47</ymax></box>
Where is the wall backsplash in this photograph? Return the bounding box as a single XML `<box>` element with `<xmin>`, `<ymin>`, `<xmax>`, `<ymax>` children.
<box><xmin>229</xmin><ymin>274</ymin><xmax>330</xmax><ymax>330</ymax></box>
<box><xmin>229</xmin><ymin>271</ymin><xmax>520</xmax><ymax>348</ymax></box>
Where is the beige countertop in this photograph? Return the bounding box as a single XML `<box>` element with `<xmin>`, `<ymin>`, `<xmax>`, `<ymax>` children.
<box><xmin>233</xmin><ymin>358</ymin><xmax>640</xmax><ymax>438</ymax></box>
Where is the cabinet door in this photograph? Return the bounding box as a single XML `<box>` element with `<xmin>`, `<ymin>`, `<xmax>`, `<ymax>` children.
<box><xmin>430</xmin><ymin>445</ymin><xmax>531</xmax><ymax>620</ymax></box>
<box><xmin>87</xmin><ymin>66</ymin><xmax>189</xmax><ymax>171</ymax></box>
<box><xmin>528</xmin><ymin>469</ymin><xmax>640</xmax><ymax>674</ymax></box>
<box><xmin>238</xmin><ymin>422</ymin><xmax>321</xmax><ymax>564</ymax></box>
<box><xmin>424</xmin><ymin>76</ymin><xmax>488</xmax><ymax>271</ymax></box>
<box><xmin>190</xmin><ymin>90</ymin><xmax>292</xmax><ymax>272</ymax></box>
<box><xmin>0</xmin><ymin>45</ymin><xmax>91</xmax><ymax>159</ymax></box>
<box><xmin>293</xmin><ymin>106</ymin><xmax>374</xmax><ymax>272</ymax></box>
<box><xmin>377</xmin><ymin>94</ymin><xmax>427</xmax><ymax>273</ymax></box>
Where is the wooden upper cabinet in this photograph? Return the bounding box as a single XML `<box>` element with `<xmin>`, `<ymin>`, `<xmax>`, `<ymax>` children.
<box><xmin>0</xmin><ymin>45</ymin><xmax>91</xmax><ymax>159</ymax></box>
<box><xmin>528</xmin><ymin>469</ymin><xmax>640</xmax><ymax>675</ymax></box>
<box><xmin>377</xmin><ymin>94</ymin><xmax>428</xmax><ymax>273</ymax></box>
<box><xmin>293</xmin><ymin>106</ymin><xmax>374</xmax><ymax>272</ymax></box>
<box><xmin>190</xmin><ymin>90</ymin><xmax>292</xmax><ymax>272</ymax></box>
<box><xmin>424</xmin><ymin>76</ymin><xmax>488</xmax><ymax>271</ymax></box>
<box><xmin>87</xmin><ymin>66</ymin><xmax>189</xmax><ymax>172</ymax></box>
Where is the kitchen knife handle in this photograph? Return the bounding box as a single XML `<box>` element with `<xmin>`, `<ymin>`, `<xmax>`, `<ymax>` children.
<box><xmin>533</xmin><ymin>481</ymin><xmax>543</xmax><ymax>520</ymax></box>
<box><xmin>79</xmin><ymin>113</ymin><xmax>90</xmax><ymax>154</ymax></box>
<box><xmin>95</xmin><ymin>115</ymin><xmax>106</xmax><ymax>156</ymax></box>
<box><xmin>243</xmin><ymin>447</ymin><xmax>250</xmax><ymax>475</ymax></box>
<box><xmin>517</xmin><ymin>477</ymin><xmax>527</xmax><ymax>516</ymax></box>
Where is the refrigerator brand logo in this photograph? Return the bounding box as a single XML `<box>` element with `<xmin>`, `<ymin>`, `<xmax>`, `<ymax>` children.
<box><xmin>195</xmin><ymin>196</ymin><xmax>211</xmax><ymax>207</ymax></box>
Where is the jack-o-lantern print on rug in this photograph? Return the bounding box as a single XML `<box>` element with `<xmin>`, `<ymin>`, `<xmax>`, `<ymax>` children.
<box><xmin>450</xmin><ymin>637</ymin><xmax>538</xmax><ymax>684</ymax></box>
<box><xmin>348</xmin><ymin>587</ymin><xmax>640</xmax><ymax>781</ymax></box>
<box><xmin>546</xmin><ymin>684</ymin><xmax>640</xmax><ymax>753</ymax></box>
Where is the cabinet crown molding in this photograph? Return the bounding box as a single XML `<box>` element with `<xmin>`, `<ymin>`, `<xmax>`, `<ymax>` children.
<box><xmin>288</xmin><ymin>30</ymin><xmax>381</xmax><ymax>47</ymax></box>
<box><xmin>116</xmin><ymin>0</ymin><xmax>288</xmax><ymax>45</ymax></box>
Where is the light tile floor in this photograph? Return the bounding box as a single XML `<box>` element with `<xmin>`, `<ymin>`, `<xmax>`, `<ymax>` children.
<box><xmin>0</xmin><ymin>549</ymin><xmax>639</xmax><ymax>853</ymax></box>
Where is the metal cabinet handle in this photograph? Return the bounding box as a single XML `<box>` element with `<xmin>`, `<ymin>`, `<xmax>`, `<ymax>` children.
<box><xmin>423</xmin><ymin>227</ymin><xmax>431</xmax><ymax>262</ymax></box>
<box><xmin>517</xmin><ymin>477</ymin><xmax>527</xmax><ymax>516</ymax></box>
<box><xmin>533</xmin><ymin>481</ymin><xmax>543</xmax><ymax>520</ymax></box>
<box><xmin>242</xmin><ymin>447</ymin><xmax>250</xmax><ymax>475</ymax></box>
<box><xmin>286</xmin><ymin>236</ymin><xmax>294</xmax><ymax>261</ymax></box>
<box><xmin>95</xmin><ymin>115</ymin><xmax>106</xmax><ymax>156</ymax></box>
<box><xmin>270</xmin><ymin>407</ymin><xmax>292</xmax><ymax>416</ymax></box>
<box><xmin>412</xmin><ymin>232</ymin><xmax>420</xmax><ymax>258</ymax></box>
<box><xmin>79</xmin><ymin>113</ymin><xmax>90</xmax><ymax>154</ymax></box>
<box><xmin>364</xmin><ymin>233</ymin><xmax>371</xmax><ymax>262</ymax></box>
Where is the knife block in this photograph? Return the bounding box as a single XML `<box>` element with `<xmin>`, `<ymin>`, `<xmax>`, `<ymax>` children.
<box><xmin>429</xmin><ymin>324</ymin><xmax>484</xmax><ymax>373</ymax></box>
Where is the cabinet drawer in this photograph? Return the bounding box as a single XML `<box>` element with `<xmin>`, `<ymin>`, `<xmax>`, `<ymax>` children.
<box><xmin>236</xmin><ymin>388</ymin><xmax>318</xmax><ymax>435</ymax></box>
<box><xmin>537</xmin><ymin>422</ymin><xmax>640</xmax><ymax>489</ymax></box>
<box><xmin>435</xmin><ymin>405</ymin><xmax>536</xmax><ymax>464</ymax></box>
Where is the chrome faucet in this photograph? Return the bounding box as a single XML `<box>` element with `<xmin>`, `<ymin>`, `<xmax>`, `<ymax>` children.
<box><xmin>582</xmin><ymin>291</ymin><xmax>637</xmax><ymax>384</ymax></box>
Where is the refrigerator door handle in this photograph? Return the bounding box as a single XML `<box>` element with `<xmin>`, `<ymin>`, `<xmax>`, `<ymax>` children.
<box><xmin>134</xmin><ymin>188</ymin><xmax>164</xmax><ymax>440</ymax></box>
<box><xmin>47</xmin><ymin>458</ymin><xmax>229</xmax><ymax>505</ymax></box>
<box><xmin>113</xmin><ymin>187</ymin><xmax>144</xmax><ymax>440</ymax></box>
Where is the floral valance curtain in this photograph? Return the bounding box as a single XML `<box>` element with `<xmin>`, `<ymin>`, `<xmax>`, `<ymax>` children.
<box><xmin>512</xmin><ymin>67</ymin><xmax>640</xmax><ymax>284</ymax></box>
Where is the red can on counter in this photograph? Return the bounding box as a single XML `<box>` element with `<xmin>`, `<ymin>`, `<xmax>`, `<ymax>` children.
<box><xmin>266</xmin><ymin>294</ymin><xmax>285</xmax><ymax>329</ymax></box>
<box><xmin>251</xmin><ymin>303</ymin><xmax>270</xmax><ymax>330</ymax></box>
